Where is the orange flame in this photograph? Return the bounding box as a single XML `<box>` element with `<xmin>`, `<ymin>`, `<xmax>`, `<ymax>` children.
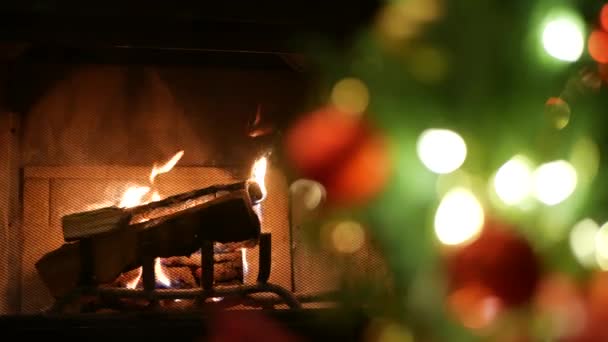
<box><xmin>125</xmin><ymin>268</ymin><xmax>142</xmax><ymax>289</ymax></box>
<box><xmin>251</xmin><ymin>156</ymin><xmax>268</xmax><ymax>200</ymax></box>
<box><xmin>119</xmin><ymin>151</ymin><xmax>185</xmax><ymax>288</ymax></box>
<box><xmin>150</xmin><ymin>150</ymin><xmax>184</xmax><ymax>184</ymax></box>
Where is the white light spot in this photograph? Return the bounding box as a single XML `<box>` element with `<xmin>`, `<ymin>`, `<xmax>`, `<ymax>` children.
<box><xmin>533</xmin><ymin>160</ymin><xmax>577</xmax><ymax>205</ymax></box>
<box><xmin>596</xmin><ymin>222</ymin><xmax>608</xmax><ymax>270</ymax></box>
<box><xmin>417</xmin><ymin>129</ymin><xmax>467</xmax><ymax>174</ymax></box>
<box><xmin>493</xmin><ymin>155</ymin><xmax>534</xmax><ymax>205</ymax></box>
<box><xmin>542</xmin><ymin>17</ymin><xmax>585</xmax><ymax>62</ymax></box>
<box><xmin>569</xmin><ymin>218</ymin><xmax>599</xmax><ymax>268</ymax></box>
<box><xmin>434</xmin><ymin>188</ymin><xmax>485</xmax><ymax>245</ymax></box>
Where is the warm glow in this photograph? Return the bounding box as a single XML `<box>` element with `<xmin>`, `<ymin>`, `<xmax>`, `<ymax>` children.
<box><xmin>569</xmin><ymin>218</ymin><xmax>599</xmax><ymax>269</ymax></box>
<box><xmin>434</xmin><ymin>188</ymin><xmax>484</xmax><ymax>245</ymax></box>
<box><xmin>542</xmin><ymin>16</ymin><xmax>584</xmax><ymax>62</ymax></box>
<box><xmin>119</xmin><ymin>186</ymin><xmax>151</xmax><ymax>208</ymax></box>
<box><xmin>417</xmin><ymin>129</ymin><xmax>467</xmax><ymax>174</ymax></box>
<box><xmin>251</xmin><ymin>156</ymin><xmax>268</xmax><ymax>200</ymax></box>
<box><xmin>330</xmin><ymin>221</ymin><xmax>366</xmax><ymax>254</ymax></box>
<box><xmin>119</xmin><ymin>151</ymin><xmax>185</xmax><ymax>288</ymax></box>
<box><xmin>532</xmin><ymin>160</ymin><xmax>577</xmax><ymax>205</ymax></box>
<box><xmin>149</xmin><ymin>150</ymin><xmax>184</xmax><ymax>183</ymax></box>
<box><xmin>493</xmin><ymin>155</ymin><xmax>534</xmax><ymax>205</ymax></box>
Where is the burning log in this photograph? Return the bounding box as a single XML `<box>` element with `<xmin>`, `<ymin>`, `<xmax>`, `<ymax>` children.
<box><xmin>36</xmin><ymin>189</ymin><xmax>260</xmax><ymax>298</ymax></box>
<box><xmin>62</xmin><ymin>180</ymin><xmax>262</xmax><ymax>241</ymax></box>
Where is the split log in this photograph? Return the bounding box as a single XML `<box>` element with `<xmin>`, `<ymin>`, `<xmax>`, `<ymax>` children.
<box><xmin>36</xmin><ymin>190</ymin><xmax>260</xmax><ymax>298</ymax></box>
<box><xmin>62</xmin><ymin>180</ymin><xmax>263</xmax><ymax>241</ymax></box>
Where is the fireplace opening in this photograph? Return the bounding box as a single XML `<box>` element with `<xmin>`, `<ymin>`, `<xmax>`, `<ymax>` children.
<box><xmin>0</xmin><ymin>43</ymin><xmax>385</xmax><ymax>317</ymax></box>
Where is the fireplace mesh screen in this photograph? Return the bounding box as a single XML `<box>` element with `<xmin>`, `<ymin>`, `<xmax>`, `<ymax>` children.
<box><xmin>17</xmin><ymin>166</ymin><xmax>290</xmax><ymax>313</ymax></box>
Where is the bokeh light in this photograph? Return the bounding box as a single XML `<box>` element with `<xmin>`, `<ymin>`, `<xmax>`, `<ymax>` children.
<box><xmin>330</xmin><ymin>220</ymin><xmax>366</xmax><ymax>254</ymax></box>
<box><xmin>595</xmin><ymin>222</ymin><xmax>608</xmax><ymax>270</ymax></box>
<box><xmin>542</xmin><ymin>15</ymin><xmax>584</xmax><ymax>62</ymax></box>
<box><xmin>544</xmin><ymin>97</ymin><xmax>571</xmax><ymax>130</ymax></box>
<box><xmin>289</xmin><ymin>179</ymin><xmax>326</xmax><ymax>211</ymax></box>
<box><xmin>434</xmin><ymin>187</ymin><xmax>484</xmax><ymax>246</ymax></box>
<box><xmin>448</xmin><ymin>284</ymin><xmax>502</xmax><ymax>330</ymax></box>
<box><xmin>407</xmin><ymin>46</ymin><xmax>448</xmax><ymax>84</ymax></box>
<box><xmin>532</xmin><ymin>160</ymin><xmax>577</xmax><ymax>205</ymax></box>
<box><xmin>588</xmin><ymin>30</ymin><xmax>608</xmax><ymax>64</ymax></box>
<box><xmin>365</xmin><ymin>319</ymin><xmax>414</xmax><ymax>342</ymax></box>
<box><xmin>493</xmin><ymin>155</ymin><xmax>534</xmax><ymax>206</ymax></box>
<box><xmin>417</xmin><ymin>129</ymin><xmax>467</xmax><ymax>174</ymax></box>
<box><xmin>570</xmin><ymin>136</ymin><xmax>600</xmax><ymax>184</ymax></box>
<box><xmin>569</xmin><ymin>218</ymin><xmax>599</xmax><ymax>269</ymax></box>
<box><xmin>602</xmin><ymin>4</ymin><xmax>608</xmax><ymax>32</ymax></box>
<box><xmin>330</xmin><ymin>77</ymin><xmax>370</xmax><ymax>115</ymax></box>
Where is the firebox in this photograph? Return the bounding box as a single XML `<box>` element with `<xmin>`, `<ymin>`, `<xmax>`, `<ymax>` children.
<box><xmin>0</xmin><ymin>2</ymin><xmax>384</xmax><ymax>339</ymax></box>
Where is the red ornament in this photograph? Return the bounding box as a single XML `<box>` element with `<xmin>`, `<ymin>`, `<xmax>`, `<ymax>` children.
<box><xmin>284</xmin><ymin>106</ymin><xmax>391</xmax><ymax>206</ymax></box>
<box><xmin>588</xmin><ymin>30</ymin><xmax>608</xmax><ymax>64</ymax></box>
<box><xmin>446</xmin><ymin>219</ymin><xmax>541</xmax><ymax>308</ymax></box>
<box><xmin>601</xmin><ymin>4</ymin><xmax>608</xmax><ymax>33</ymax></box>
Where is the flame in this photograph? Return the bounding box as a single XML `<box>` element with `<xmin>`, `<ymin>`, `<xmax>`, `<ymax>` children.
<box><xmin>241</xmin><ymin>248</ymin><xmax>249</xmax><ymax>278</ymax></box>
<box><xmin>150</xmin><ymin>150</ymin><xmax>184</xmax><ymax>183</ymax></box>
<box><xmin>125</xmin><ymin>268</ymin><xmax>142</xmax><ymax>289</ymax></box>
<box><xmin>118</xmin><ymin>151</ymin><xmax>185</xmax><ymax>288</ymax></box>
<box><xmin>155</xmin><ymin>257</ymin><xmax>171</xmax><ymax>287</ymax></box>
<box><xmin>119</xmin><ymin>186</ymin><xmax>151</xmax><ymax>208</ymax></box>
<box><xmin>251</xmin><ymin>156</ymin><xmax>268</xmax><ymax>200</ymax></box>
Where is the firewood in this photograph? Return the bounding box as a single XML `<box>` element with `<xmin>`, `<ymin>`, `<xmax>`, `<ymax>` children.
<box><xmin>36</xmin><ymin>190</ymin><xmax>260</xmax><ymax>298</ymax></box>
<box><xmin>62</xmin><ymin>207</ymin><xmax>132</xmax><ymax>241</ymax></box>
<box><xmin>61</xmin><ymin>181</ymin><xmax>249</xmax><ymax>241</ymax></box>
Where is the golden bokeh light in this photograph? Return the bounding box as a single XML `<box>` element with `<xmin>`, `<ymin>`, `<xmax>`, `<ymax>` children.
<box><xmin>365</xmin><ymin>319</ymin><xmax>414</xmax><ymax>342</ymax></box>
<box><xmin>532</xmin><ymin>160</ymin><xmax>577</xmax><ymax>206</ymax></box>
<box><xmin>330</xmin><ymin>220</ymin><xmax>366</xmax><ymax>254</ymax></box>
<box><xmin>569</xmin><ymin>218</ymin><xmax>599</xmax><ymax>269</ymax></box>
<box><xmin>407</xmin><ymin>46</ymin><xmax>448</xmax><ymax>84</ymax></box>
<box><xmin>417</xmin><ymin>129</ymin><xmax>467</xmax><ymax>174</ymax></box>
<box><xmin>492</xmin><ymin>155</ymin><xmax>534</xmax><ymax>206</ymax></box>
<box><xmin>544</xmin><ymin>97</ymin><xmax>570</xmax><ymax>130</ymax></box>
<box><xmin>289</xmin><ymin>179</ymin><xmax>327</xmax><ymax>211</ymax></box>
<box><xmin>434</xmin><ymin>187</ymin><xmax>484</xmax><ymax>246</ymax></box>
<box><xmin>569</xmin><ymin>136</ymin><xmax>600</xmax><ymax>185</ymax></box>
<box><xmin>330</xmin><ymin>77</ymin><xmax>370</xmax><ymax>115</ymax></box>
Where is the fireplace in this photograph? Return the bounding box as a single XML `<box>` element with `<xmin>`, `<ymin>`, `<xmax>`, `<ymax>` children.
<box><xmin>0</xmin><ymin>2</ymin><xmax>383</xmax><ymax>339</ymax></box>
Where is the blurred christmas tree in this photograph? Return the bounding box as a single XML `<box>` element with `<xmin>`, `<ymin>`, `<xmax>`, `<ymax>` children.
<box><xmin>279</xmin><ymin>0</ymin><xmax>608</xmax><ymax>340</ymax></box>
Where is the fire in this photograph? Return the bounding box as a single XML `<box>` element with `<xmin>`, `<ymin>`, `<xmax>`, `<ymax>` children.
<box><xmin>119</xmin><ymin>186</ymin><xmax>151</xmax><ymax>208</ymax></box>
<box><xmin>119</xmin><ymin>151</ymin><xmax>185</xmax><ymax>288</ymax></box>
<box><xmin>251</xmin><ymin>156</ymin><xmax>268</xmax><ymax>200</ymax></box>
<box><xmin>125</xmin><ymin>268</ymin><xmax>142</xmax><ymax>289</ymax></box>
<box><xmin>150</xmin><ymin>150</ymin><xmax>184</xmax><ymax>184</ymax></box>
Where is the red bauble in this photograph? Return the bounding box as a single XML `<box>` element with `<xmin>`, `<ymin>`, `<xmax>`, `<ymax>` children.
<box><xmin>588</xmin><ymin>30</ymin><xmax>608</xmax><ymax>64</ymax></box>
<box><xmin>284</xmin><ymin>106</ymin><xmax>391</xmax><ymax>206</ymax></box>
<box><xmin>446</xmin><ymin>219</ymin><xmax>541</xmax><ymax>308</ymax></box>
